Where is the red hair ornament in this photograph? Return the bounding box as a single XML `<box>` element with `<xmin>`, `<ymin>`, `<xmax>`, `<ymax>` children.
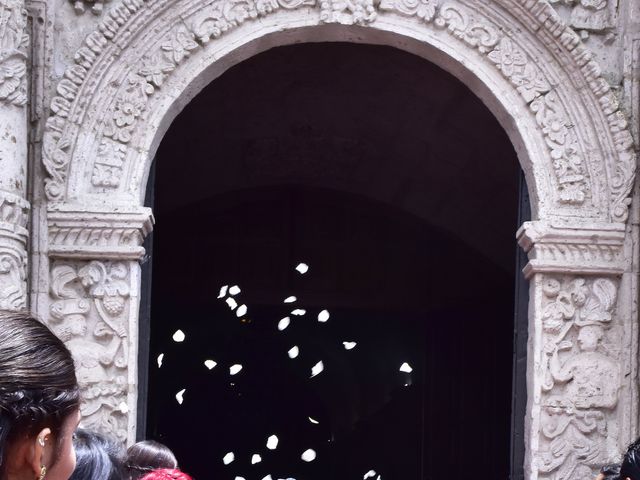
<box><xmin>139</xmin><ymin>468</ymin><xmax>193</xmax><ymax>480</ymax></box>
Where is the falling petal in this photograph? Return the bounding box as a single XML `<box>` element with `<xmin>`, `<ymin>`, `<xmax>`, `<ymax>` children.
<box><xmin>295</xmin><ymin>263</ymin><xmax>309</xmax><ymax>274</ymax></box>
<box><xmin>399</xmin><ymin>362</ymin><xmax>413</xmax><ymax>373</ymax></box>
<box><xmin>218</xmin><ymin>285</ymin><xmax>228</xmax><ymax>298</ymax></box>
<box><xmin>278</xmin><ymin>317</ymin><xmax>291</xmax><ymax>331</ymax></box>
<box><xmin>267</xmin><ymin>434</ymin><xmax>279</xmax><ymax>450</ymax></box>
<box><xmin>291</xmin><ymin>309</ymin><xmax>306</xmax><ymax>316</ymax></box>
<box><xmin>235</xmin><ymin>477</ymin><xmax>246</xmax><ymax>480</ymax></box>
<box><xmin>230</xmin><ymin>364</ymin><xmax>243</xmax><ymax>375</ymax></box>
<box><xmin>157</xmin><ymin>353</ymin><xmax>164</xmax><ymax>368</ymax></box>
<box><xmin>175</xmin><ymin>389</ymin><xmax>185</xmax><ymax>405</ymax></box>
<box><xmin>343</xmin><ymin>342</ymin><xmax>357</xmax><ymax>350</ymax></box>
<box><xmin>236</xmin><ymin>304</ymin><xmax>247</xmax><ymax>317</ymax></box>
<box><xmin>251</xmin><ymin>454</ymin><xmax>262</xmax><ymax>464</ymax></box>
<box><xmin>310</xmin><ymin>361</ymin><xmax>324</xmax><ymax>378</ymax></box>
<box><xmin>223</xmin><ymin>452</ymin><xmax>235</xmax><ymax>465</ymax></box>
<box><xmin>301</xmin><ymin>449</ymin><xmax>316</xmax><ymax>462</ymax></box>
<box><xmin>288</xmin><ymin>346</ymin><xmax>300</xmax><ymax>359</ymax></box>
<box><xmin>118</xmin><ymin>402</ymin><xmax>129</xmax><ymax>414</ymax></box>
<box><xmin>318</xmin><ymin>310</ymin><xmax>330</xmax><ymax>322</ymax></box>
<box><xmin>308</xmin><ymin>417</ymin><xmax>319</xmax><ymax>424</ymax></box>
<box><xmin>172</xmin><ymin>330</ymin><xmax>185</xmax><ymax>342</ymax></box>
<box><xmin>226</xmin><ymin>298</ymin><xmax>238</xmax><ymax>310</ymax></box>
<box><xmin>284</xmin><ymin>296</ymin><xmax>297</xmax><ymax>304</ymax></box>
<box><xmin>262</xmin><ymin>476</ymin><xmax>273</xmax><ymax>480</ymax></box>
<box><xmin>364</xmin><ymin>471</ymin><xmax>377</xmax><ymax>479</ymax></box>
<box><xmin>204</xmin><ymin>359</ymin><xmax>217</xmax><ymax>370</ymax></box>
<box><xmin>229</xmin><ymin>285</ymin><xmax>241</xmax><ymax>296</ymax></box>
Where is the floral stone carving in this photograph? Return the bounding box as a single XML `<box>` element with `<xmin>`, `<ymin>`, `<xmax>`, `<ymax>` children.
<box><xmin>49</xmin><ymin>260</ymin><xmax>132</xmax><ymax>441</ymax></box>
<box><xmin>0</xmin><ymin>0</ymin><xmax>28</xmax><ymax>106</ymax></box>
<box><xmin>537</xmin><ymin>276</ymin><xmax>621</xmax><ymax>480</ymax></box>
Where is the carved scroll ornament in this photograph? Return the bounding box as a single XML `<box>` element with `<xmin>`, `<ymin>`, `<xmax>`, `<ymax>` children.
<box><xmin>537</xmin><ymin>276</ymin><xmax>621</xmax><ymax>480</ymax></box>
<box><xmin>49</xmin><ymin>260</ymin><xmax>131</xmax><ymax>441</ymax></box>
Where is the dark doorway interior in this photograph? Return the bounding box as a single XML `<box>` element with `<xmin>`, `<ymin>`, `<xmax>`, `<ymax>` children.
<box><xmin>146</xmin><ymin>42</ymin><xmax>521</xmax><ymax>480</ymax></box>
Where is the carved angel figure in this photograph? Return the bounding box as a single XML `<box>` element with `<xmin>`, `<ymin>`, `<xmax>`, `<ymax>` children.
<box><xmin>544</xmin><ymin>325</ymin><xmax>619</xmax><ymax>410</ymax></box>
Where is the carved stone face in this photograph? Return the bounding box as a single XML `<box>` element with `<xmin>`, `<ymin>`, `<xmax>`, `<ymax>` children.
<box><xmin>577</xmin><ymin>325</ymin><xmax>603</xmax><ymax>352</ymax></box>
<box><xmin>66</xmin><ymin>314</ymin><xmax>88</xmax><ymax>338</ymax></box>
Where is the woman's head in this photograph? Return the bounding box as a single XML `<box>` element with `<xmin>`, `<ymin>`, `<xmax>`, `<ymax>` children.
<box><xmin>139</xmin><ymin>469</ymin><xmax>192</xmax><ymax>480</ymax></box>
<box><xmin>69</xmin><ymin>430</ymin><xmax>125</xmax><ymax>480</ymax></box>
<box><xmin>0</xmin><ymin>311</ymin><xmax>80</xmax><ymax>480</ymax></box>
<box><xmin>621</xmin><ymin>438</ymin><xmax>640</xmax><ymax>480</ymax></box>
<box><xmin>126</xmin><ymin>441</ymin><xmax>177</xmax><ymax>479</ymax></box>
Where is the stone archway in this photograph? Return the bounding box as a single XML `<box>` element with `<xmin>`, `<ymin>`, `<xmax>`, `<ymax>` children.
<box><xmin>23</xmin><ymin>0</ymin><xmax>637</xmax><ymax>479</ymax></box>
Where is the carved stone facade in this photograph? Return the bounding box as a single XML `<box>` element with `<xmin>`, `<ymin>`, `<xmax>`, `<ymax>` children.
<box><xmin>0</xmin><ymin>0</ymin><xmax>637</xmax><ymax>477</ymax></box>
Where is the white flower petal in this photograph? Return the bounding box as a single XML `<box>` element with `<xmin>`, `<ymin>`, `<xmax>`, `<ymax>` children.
<box><xmin>343</xmin><ymin>342</ymin><xmax>357</xmax><ymax>350</ymax></box>
<box><xmin>172</xmin><ymin>330</ymin><xmax>185</xmax><ymax>342</ymax></box>
<box><xmin>118</xmin><ymin>402</ymin><xmax>129</xmax><ymax>413</ymax></box>
<box><xmin>318</xmin><ymin>310</ymin><xmax>330</xmax><ymax>322</ymax></box>
<box><xmin>310</xmin><ymin>361</ymin><xmax>324</xmax><ymax>378</ymax></box>
<box><xmin>277</xmin><ymin>317</ymin><xmax>291</xmax><ymax>331</ymax></box>
<box><xmin>266</xmin><ymin>434</ymin><xmax>279</xmax><ymax>450</ymax></box>
<box><xmin>364</xmin><ymin>471</ymin><xmax>377</xmax><ymax>479</ymax></box>
<box><xmin>399</xmin><ymin>362</ymin><xmax>413</xmax><ymax>373</ymax></box>
<box><xmin>262</xmin><ymin>476</ymin><xmax>273</xmax><ymax>480</ymax></box>
<box><xmin>218</xmin><ymin>285</ymin><xmax>228</xmax><ymax>298</ymax></box>
<box><xmin>236</xmin><ymin>304</ymin><xmax>247</xmax><ymax>317</ymax></box>
<box><xmin>291</xmin><ymin>309</ymin><xmax>306</xmax><ymax>316</ymax></box>
<box><xmin>301</xmin><ymin>449</ymin><xmax>316</xmax><ymax>462</ymax></box>
<box><xmin>295</xmin><ymin>263</ymin><xmax>309</xmax><ymax>274</ymax></box>
<box><xmin>284</xmin><ymin>296</ymin><xmax>297</xmax><ymax>304</ymax></box>
<box><xmin>204</xmin><ymin>359</ymin><xmax>217</xmax><ymax>370</ymax></box>
<box><xmin>226</xmin><ymin>298</ymin><xmax>238</xmax><ymax>310</ymax></box>
<box><xmin>230</xmin><ymin>364</ymin><xmax>243</xmax><ymax>375</ymax></box>
<box><xmin>288</xmin><ymin>346</ymin><xmax>299</xmax><ymax>359</ymax></box>
<box><xmin>157</xmin><ymin>353</ymin><xmax>164</xmax><ymax>368</ymax></box>
<box><xmin>223</xmin><ymin>452</ymin><xmax>235</xmax><ymax>465</ymax></box>
<box><xmin>308</xmin><ymin>417</ymin><xmax>319</xmax><ymax>424</ymax></box>
<box><xmin>235</xmin><ymin>477</ymin><xmax>246</xmax><ymax>480</ymax></box>
<box><xmin>175</xmin><ymin>389</ymin><xmax>186</xmax><ymax>405</ymax></box>
<box><xmin>251</xmin><ymin>454</ymin><xmax>262</xmax><ymax>464</ymax></box>
<box><xmin>229</xmin><ymin>285</ymin><xmax>241</xmax><ymax>296</ymax></box>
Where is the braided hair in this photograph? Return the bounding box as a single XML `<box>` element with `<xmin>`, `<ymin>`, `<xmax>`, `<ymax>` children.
<box><xmin>0</xmin><ymin>311</ymin><xmax>80</xmax><ymax>475</ymax></box>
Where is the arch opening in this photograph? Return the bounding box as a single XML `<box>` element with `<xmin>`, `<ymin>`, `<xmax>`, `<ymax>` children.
<box><xmin>144</xmin><ymin>42</ymin><xmax>525</xmax><ymax>479</ymax></box>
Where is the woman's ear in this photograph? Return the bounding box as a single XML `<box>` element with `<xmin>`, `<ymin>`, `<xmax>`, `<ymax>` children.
<box><xmin>30</xmin><ymin>428</ymin><xmax>53</xmax><ymax>479</ymax></box>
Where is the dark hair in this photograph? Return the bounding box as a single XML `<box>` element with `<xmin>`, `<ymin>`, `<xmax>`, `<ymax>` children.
<box><xmin>126</xmin><ymin>440</ymin><xmax>178</xmax><ymax>479</ymax></box>
<box><xmin>600</xmin><ymin>463</ymin><xmax>622</xmax><ymax>480</ymax></box>
<box><xmin>621</xmin><ymin>438</ymin><xmax>640</xmax><ymax>480</ymax></box>
<box><xmin>0</xmin><ymin>311</ymin><xmax>80</xmax><ymax>474</ymax></box>
<box><xmin>70</xmin><ymin>429</ymin><xmax>125</xmax><ymax>480</ymax></box>
<box><xmin>139</xmin><ymin>469</ymin><xmax>192</xmax><ymax>480</ymax></box>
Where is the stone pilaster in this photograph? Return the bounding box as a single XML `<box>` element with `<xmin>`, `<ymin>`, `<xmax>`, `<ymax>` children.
<box><xmin>518</xmin><ymin>221</ymin><xmax>634</xmax><ymax>480</ymax></box>
<box><xmin>46</xmin><ymin>205</ymin><xmax>153</xmax><ymax>444</ymax></box>
<box><xmin>0</xmin><ymin>0</ymin><xmax>29</xmax><ymax>312</ymax></box>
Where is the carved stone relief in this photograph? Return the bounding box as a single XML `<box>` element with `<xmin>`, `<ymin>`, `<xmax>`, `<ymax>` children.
<box><xmin>0</xmin><ymin>0</ymin><xmax>28</xmax><ymax>107</ymax></box>
<box><xmin>39</xmin><ymin>0</ymin><xmax>635</xmax><ymax>224</ymax></box>
<box><xmin>49</xmin><ymin>260</ymin><xmax>132</xmax><ymax>442</ymax></box>
<box><xmin>0</xmin><ymin>191</ymin><xmax>29</xmax><ymax>311</ymax></box>
<box><xmin>548</xmin><ymin>0</ymin><xmax>617</xmax><ymax>31</ymax></box>
<box><xmin>537</xmin><ymin>276</ymin><xmax>621</xmax><ymax>480</ymax></box>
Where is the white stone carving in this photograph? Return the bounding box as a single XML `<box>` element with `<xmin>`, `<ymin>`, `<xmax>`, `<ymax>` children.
<box><xmin>49</xmin><ymin>260</ymin><xmax>132</xmax><ymax>442</ymax></box>
<box><xmin>536</xmin><ymin>275</ymin><xmax>621</xmax><ymax>480</ymax></box>
<box><xmin>39</xmin><ymin>0</ymin><xmax>635</xmax><ymax>223</ymax></box>
<box><xmin>25</xmin><ymin>0</ymin><xmax>639</xmax><ymax>476</ymax></box>
<box><xmin>0</xmin><ymin>0</ymin><xmax>27</xmax><ymax>107</ymax></box>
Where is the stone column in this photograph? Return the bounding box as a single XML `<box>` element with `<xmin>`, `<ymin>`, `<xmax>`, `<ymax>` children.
<box><xmin>518</xmin><ymin>221</ymin><xmax>635</xmax><ymax>480</ymax></box>
<box><xmin>0</xmin><ymin>0</ymin><xmax>29</xmax><ymax>312</ymax></box>
<box><xmin>46</xmin><ymin>205</ymin><xmax>153</xmax><ymax>444</ymax></box>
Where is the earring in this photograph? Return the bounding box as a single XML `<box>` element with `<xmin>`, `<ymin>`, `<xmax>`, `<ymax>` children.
<box><xmin>38</xmin><ymin>465</ymin><xmax>46</xmax><ymax>480</ymax></box>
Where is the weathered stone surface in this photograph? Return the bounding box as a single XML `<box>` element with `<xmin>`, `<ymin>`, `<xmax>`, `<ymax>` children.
<box><xmin>0</xmin><ymin>0</ymin><xmax>636</xmax><ymax>477</ymax></box>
